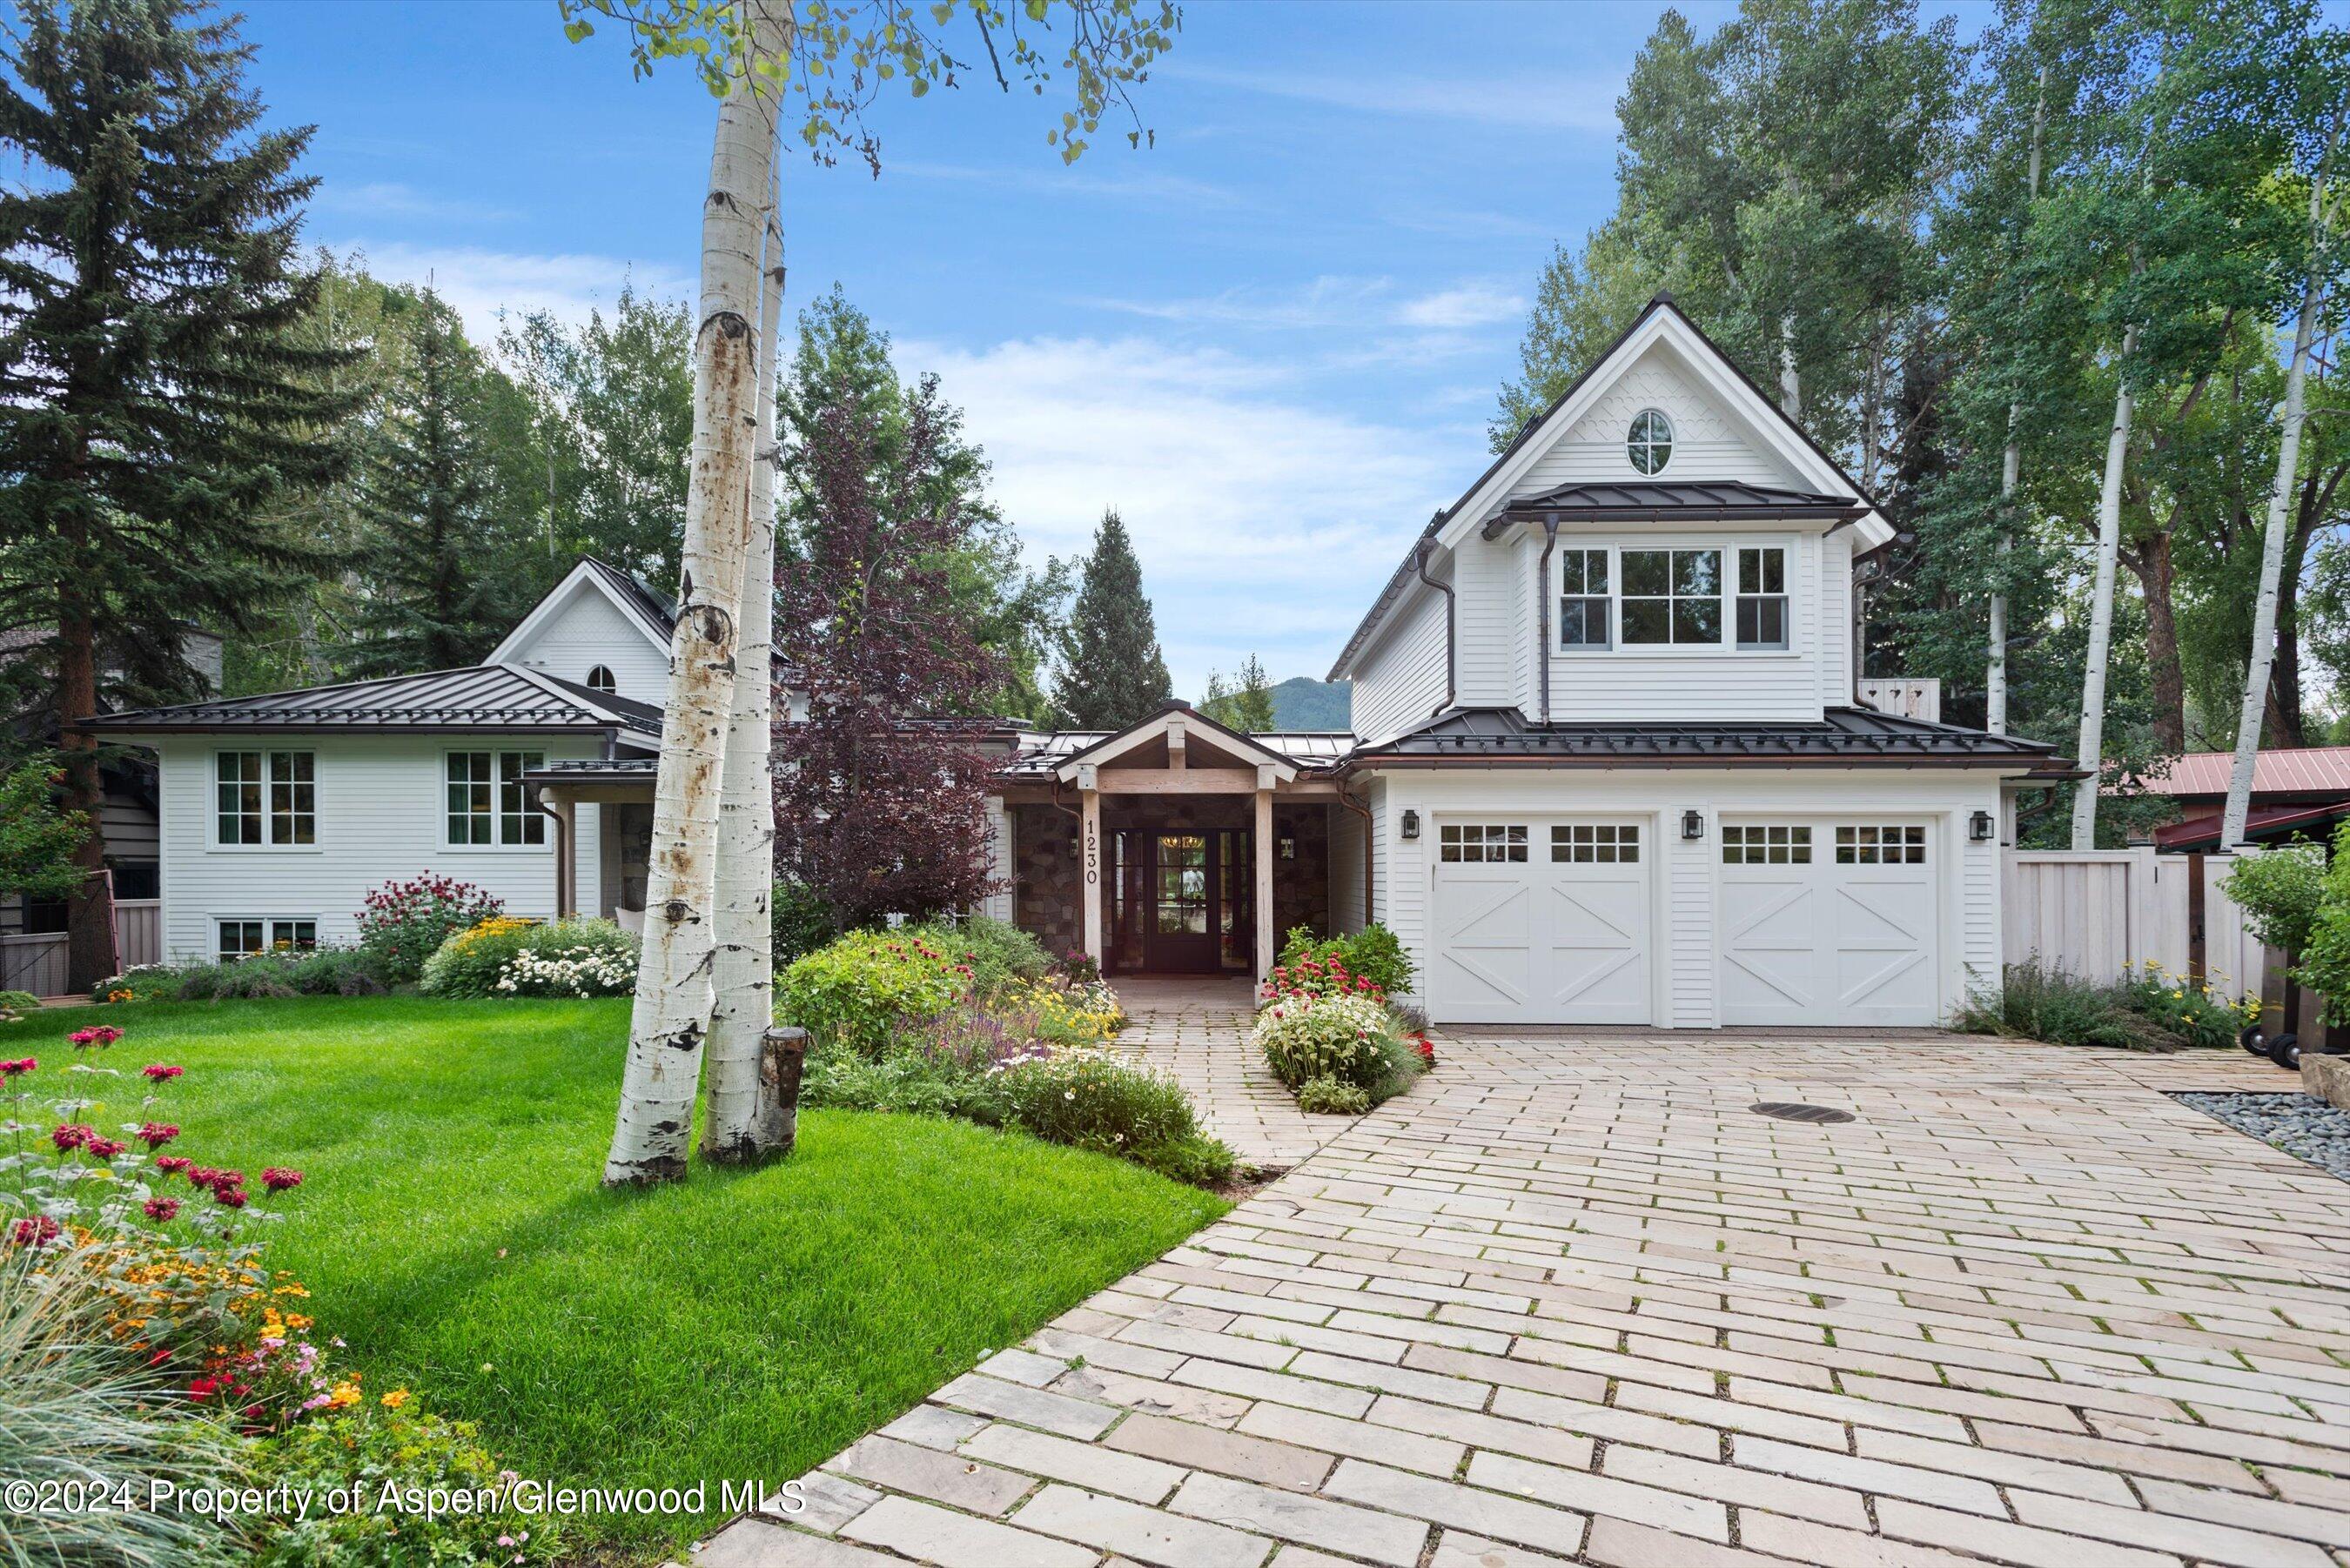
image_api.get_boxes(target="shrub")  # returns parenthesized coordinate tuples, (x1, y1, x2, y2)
(994, 1050, 1233, 1182)
(419, 918, 636, 999)
(902, 915, 1055, 1000)
(772, 878, 837, 967)
(353, 875, 504, 983)
(1277, 923, 1413, 995)
(0, 988, 38, 1015)
(2222, 841, 2327, 961)
(2117, 960, 2256, 1050)
(1252, 993, 1403, 1089)
(251, 1401, 565, 1566)
(1956, 958, 2176, 1050)
(2285, 825, 2350, 1022)
(778, 928, 964, 1057)
(1295, 1075, 1370, 1115)
(167, 947, 389, 1002)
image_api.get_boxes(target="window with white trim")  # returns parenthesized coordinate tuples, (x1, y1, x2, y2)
(217, 750, 314, 845)
(1736, 546, 1789, 651)
(1722, 825, 1812, 865)
(1627, 408, 1674, 474)
(218, 917, 318, 962)
(446, 751, 547, 846)
(586, 665, 617, 693)
(1552, 824, 1640, 863)
(1622, 548, 1721, 646)
(1558, 548, 1610, 648)
(1836, 824, 1926, 864)
(1440, 823, 1528, 863)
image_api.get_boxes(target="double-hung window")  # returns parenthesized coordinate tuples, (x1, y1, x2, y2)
(1558, 548, 1611, 648)
(217, 918, 316, 962)
(446, 751, 547, 847)
(1621, 547, 1721, 646)
(217, 750, 314, 846)
(1736, 546, 1789, 650)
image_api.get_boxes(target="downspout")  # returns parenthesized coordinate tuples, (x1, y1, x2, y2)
(1415, 539, 1456, 716)
(1337, 777, 1374, 928)
(1535, 514, 1559, 724)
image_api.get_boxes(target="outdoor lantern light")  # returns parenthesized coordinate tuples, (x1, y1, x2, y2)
(1971, 809, 1995, 842)
(1682, 809, 1705, 841)
(1279, 835, 1297, 861)
(1400, 809, 1420, 841)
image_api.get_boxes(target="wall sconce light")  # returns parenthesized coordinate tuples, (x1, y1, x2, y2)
(1400, 809, 1421, 841)
(1681, 809, 1705, 841)
(1971, 809, 1994, 842)
(1279, 835, 1297, 861)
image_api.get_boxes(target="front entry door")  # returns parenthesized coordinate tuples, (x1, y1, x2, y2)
(1145, 834, 1219, 972)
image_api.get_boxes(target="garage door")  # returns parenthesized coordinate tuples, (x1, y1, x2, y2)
(1429, 819, 1651, 1025)
(1718, 821, 1939, 1026)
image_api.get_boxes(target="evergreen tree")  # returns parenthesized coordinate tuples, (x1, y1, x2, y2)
(0, 0, 352, 988)
(1202, 653, 1275, 733)
(349, 291, 522, 675)
(1058, 509, 1172, 728)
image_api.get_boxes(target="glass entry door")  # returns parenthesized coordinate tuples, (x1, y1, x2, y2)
(1144, 834, 1218, 972)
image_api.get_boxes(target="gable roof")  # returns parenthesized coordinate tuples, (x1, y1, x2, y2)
(1329, 293, 1889, 680)
(1041, 700, 1303, 783)
(487, 556, 675, 667)
(2120, 746, 2350, 801)
(81, 663, 662, 740)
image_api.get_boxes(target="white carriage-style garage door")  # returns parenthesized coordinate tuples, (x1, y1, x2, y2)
(1428, 818, 1651, 1025)
(1718, 821, 1941, 1027)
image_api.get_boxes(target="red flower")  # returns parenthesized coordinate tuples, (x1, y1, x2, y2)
(9, 1216, 60, 1248)
(141, 1064, 185, 1082)
(69, 1025, 123, 1049)
(207, 1169, 245, 1195)
(212, 1186, 249, 1210)
(50, 1123, 92, 1150)
(84, 1136, 128, 1159)
(138, 1122, 179, 1149)
(260, 1167, 303, 1193)
(185, 1165, 220, 1189)
(144, 1196, 181, 1221)
(153, 1156, 191, 1176)
(0, 1057, 34, 1078)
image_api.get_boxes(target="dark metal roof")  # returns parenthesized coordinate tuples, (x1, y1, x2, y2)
(83, 664, 662, 738)
(582, 556, 677, 641)
(1480, 479, 1868, 535)
(1328, 293, 1877, 681)
(1346, 706, 2060, 769)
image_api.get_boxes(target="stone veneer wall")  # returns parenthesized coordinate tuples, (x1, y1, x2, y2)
(1009, 799, 1335, 963)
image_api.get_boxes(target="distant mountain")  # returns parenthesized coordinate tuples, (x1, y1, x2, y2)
(1268, 677, 1351, 731)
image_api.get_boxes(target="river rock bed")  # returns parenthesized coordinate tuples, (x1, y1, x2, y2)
(2173, 1090, 2350, 1183)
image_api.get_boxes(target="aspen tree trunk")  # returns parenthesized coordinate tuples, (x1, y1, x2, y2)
(2222, 111, 2340, 847)
(2069, 319, 2138, 850)
(1777, 312, 1803, 420)
(1987, 70, 2048, 738)
(604, 3, 786, 1186)
(702, 164, 787, 1163)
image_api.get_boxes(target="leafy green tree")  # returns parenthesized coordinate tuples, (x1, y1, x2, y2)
(349, 291, 531, 675)
(1201, 653, 1275, 733)
(1058, 510, 1172, 728)
(0, 0, 352, 988)
(0, 759, 88, 903)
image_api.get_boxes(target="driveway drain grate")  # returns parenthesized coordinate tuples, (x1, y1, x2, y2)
(1751, 1102, 1856, 1125)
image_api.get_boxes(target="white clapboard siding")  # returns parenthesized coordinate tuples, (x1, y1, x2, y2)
(1507, 348, 1804, 497)
(502, 581, 669, 706)
(1349, 586, 1449, 745)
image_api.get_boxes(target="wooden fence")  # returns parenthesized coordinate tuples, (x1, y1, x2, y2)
(0, 900, 162, 998)
(2004, 848, 2270, 1000)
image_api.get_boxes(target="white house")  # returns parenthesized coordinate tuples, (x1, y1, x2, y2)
(94, 296, 2063, 1025)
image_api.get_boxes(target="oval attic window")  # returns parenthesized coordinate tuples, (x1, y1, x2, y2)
(1628, 408, 1674, 475)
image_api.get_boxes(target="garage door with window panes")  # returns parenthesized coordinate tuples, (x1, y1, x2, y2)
(1718, 820, 1938, 1027)
(1429, 818, 1652, 1026)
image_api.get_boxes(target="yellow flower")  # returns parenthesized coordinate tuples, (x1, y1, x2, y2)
(380, 1389, 410, 1410)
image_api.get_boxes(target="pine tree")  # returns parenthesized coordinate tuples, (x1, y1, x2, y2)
(350, 292, 519, 675)
(1202, 653, 1275, 733)
(1058, 510, 1172, 728)
(0, 0, 352, 989)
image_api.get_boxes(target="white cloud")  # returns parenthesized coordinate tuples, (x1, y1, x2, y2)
(1167, 63, 1623, 136)
(900, 333, 1465, 690)
(1395, 281, 1525, 330)
(1088, 274, 1522, 338)
(313, 180, 515, 224)
(321, 241, 695, 340)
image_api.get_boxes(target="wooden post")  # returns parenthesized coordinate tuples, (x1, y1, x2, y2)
(1255, 774, 1275, 982)
(2186, 851, 2207, 985)
(1080, 774, 1103, 966)
(543, 795, 577, 918)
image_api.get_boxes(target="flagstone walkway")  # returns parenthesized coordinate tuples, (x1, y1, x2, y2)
(700, 1029, 2350, 1568)
(1111, 975, 1359, 1169)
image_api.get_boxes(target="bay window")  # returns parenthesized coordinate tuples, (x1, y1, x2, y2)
(1554, 540, 1796, 653)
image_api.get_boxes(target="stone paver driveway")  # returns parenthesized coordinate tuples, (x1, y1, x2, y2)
(702, 1030, 2350, 1568)
(1113, 976, 1359, 1169)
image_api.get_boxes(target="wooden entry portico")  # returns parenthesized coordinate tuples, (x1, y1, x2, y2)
(992, 702, 1348, 982)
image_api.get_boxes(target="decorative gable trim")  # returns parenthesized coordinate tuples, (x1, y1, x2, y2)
(1051, 701, 1300, 783)
(487, 557, 674, 669)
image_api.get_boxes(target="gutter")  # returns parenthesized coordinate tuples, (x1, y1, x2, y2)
(1535, 514, 1559, 725)
(1336, 780, 1376, 926)
(1413, 539, 1456, 717)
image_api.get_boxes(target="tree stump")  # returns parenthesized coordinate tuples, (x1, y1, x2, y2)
(749, 1026, 808, 1159)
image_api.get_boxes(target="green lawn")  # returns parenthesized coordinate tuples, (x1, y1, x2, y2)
(0, 997, 1225, 1551)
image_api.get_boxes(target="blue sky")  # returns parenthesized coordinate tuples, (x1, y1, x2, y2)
(244, 0, 1971, 698)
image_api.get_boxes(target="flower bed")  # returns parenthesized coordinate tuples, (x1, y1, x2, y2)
(1252, 924, 1428, 1113)
(1, 1017, 558, 1565)
(420, 916, 639, 999)
(1957, 955, 2254, 1051)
